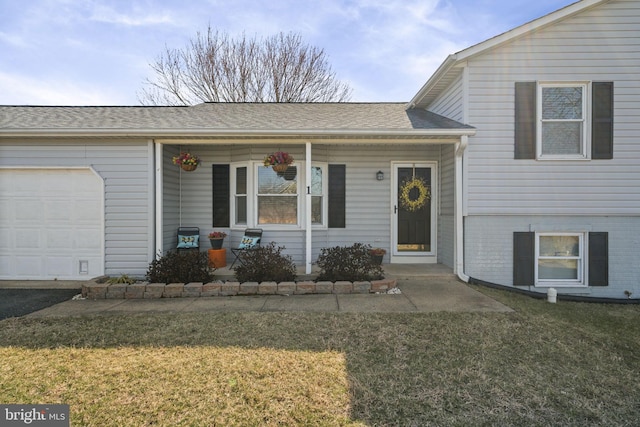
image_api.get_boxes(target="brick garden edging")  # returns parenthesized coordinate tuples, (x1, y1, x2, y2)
(82, 279, 398, 300)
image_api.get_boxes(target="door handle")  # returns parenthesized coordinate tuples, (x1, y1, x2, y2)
(394, 205, 398, 214)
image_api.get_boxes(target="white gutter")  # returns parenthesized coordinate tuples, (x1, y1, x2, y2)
(154, 142, 164, 259)
(455, 136, 469, 283)
(0, 128, 476, 139)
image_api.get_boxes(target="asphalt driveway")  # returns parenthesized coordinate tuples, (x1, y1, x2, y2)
(0, 289, 80, 320)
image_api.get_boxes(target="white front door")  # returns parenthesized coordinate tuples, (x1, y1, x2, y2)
(0, 168, 104, 280)
(392, 163, 437, 263)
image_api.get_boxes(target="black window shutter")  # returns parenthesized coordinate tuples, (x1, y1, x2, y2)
(212, 164, 230, 227)
(589, 232, 608, 286)
(514, 82, 537, 159)
(328, 164, 346, 228)
(592, 82, 614, 159)
(513, 232, 535, 286)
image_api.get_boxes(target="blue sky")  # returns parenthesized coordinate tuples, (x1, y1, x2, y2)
(0, 0, 575, 105)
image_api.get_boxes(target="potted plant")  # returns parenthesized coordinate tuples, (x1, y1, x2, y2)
(263, 151, 294, 173)
(172, 152, 201, 172)
(369, 247, 386, 265)
(208, 231, 227, 249)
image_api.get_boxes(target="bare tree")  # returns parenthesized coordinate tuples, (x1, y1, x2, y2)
(139, 29, 352, 105)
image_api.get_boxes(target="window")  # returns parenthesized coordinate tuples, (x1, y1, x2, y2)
(235, 167, 248, 225)
(538, 83, 588, 159)
(311, 166, 325, 225)
(535, 233, 585, 286)
(514, 81, 613, 160)
(257, 166, 298, 225)
(228, 162, 337, 228)
(513, 231, 608, 287)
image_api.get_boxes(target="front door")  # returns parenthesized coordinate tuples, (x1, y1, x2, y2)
(393, 163, 436, 260)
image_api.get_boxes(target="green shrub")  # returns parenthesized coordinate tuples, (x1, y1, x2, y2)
(316, 243, 384, 282)
(234, 243, 297, 283)
(147, 250, 214, 284)
(106, 274, 136, 285)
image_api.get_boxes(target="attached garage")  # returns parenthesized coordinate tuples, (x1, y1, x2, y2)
(0, 168, 104, 280)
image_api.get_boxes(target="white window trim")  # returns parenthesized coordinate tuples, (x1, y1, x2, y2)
(231, 161, 328, 230)
(536, 82, 591, 161)
(534, 232, 587, 287)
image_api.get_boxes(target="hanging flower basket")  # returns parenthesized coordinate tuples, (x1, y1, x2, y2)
(272, 163, 289, 173)
(172, 152, 201, 172)
(264, 151, 294, 173)
(181, 164, 198, 172)
(400, 176, 430, 212)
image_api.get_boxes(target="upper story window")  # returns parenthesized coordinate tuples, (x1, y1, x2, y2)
(538, 83, 588, 159)
(514, 81, 613, 161)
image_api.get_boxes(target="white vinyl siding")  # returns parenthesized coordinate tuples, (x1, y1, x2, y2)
(428, 73, 464, 122)
(461, 0, 640, 215)
(0, 139, 153, 277)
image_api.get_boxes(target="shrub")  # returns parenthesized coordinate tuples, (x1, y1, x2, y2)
(316, 243, 384, 282)
(106, 274, 136, 285)
(147, 250, 214, 284)
(234, 243, 297, 283)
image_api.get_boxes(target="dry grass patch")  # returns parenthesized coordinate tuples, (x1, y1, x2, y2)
(0, 345, 356, 426)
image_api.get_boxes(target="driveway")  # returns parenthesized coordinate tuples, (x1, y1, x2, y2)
(0, 289, 80, 320)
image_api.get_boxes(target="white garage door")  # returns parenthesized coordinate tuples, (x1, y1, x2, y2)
(0, 168, 104, 280)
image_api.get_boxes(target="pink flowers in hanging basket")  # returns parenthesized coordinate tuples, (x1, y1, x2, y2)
(172, 152, 201, 167)
(263, 151, 294, 167)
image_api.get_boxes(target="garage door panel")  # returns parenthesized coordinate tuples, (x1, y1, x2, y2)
(14, 256, 44, 277)
(0, 169, 104, 280)
(13, 200, 44, 222)
(74, 200, 102, 222)
(46, 201, 74, 221)
(14, 229, 41, 249)
(45, 257, 74, 277)
(46, 229, 74, 249)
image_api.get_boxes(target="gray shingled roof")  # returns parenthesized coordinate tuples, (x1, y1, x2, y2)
(0, 103, 474, 137)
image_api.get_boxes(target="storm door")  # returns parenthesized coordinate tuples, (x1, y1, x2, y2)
(393, 163, 436, 258)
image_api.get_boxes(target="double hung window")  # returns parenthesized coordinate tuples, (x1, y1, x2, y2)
(535, 233, 585, 286)
(538, 83, 588, 159)
(231, 163, 328, 228)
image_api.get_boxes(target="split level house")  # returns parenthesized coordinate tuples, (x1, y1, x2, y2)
(1, 0, 638, 300)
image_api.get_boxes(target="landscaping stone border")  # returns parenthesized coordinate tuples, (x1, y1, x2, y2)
(82, 279, 397, 300)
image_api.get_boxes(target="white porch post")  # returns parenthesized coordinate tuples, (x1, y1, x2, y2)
(154, 142, 163, 259)
(305, 142, 312, 274)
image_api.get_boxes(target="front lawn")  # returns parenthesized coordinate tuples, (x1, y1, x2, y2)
(0, 287, 639, 426)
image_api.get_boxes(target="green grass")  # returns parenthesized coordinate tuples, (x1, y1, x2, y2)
(1, 286, 639, 426)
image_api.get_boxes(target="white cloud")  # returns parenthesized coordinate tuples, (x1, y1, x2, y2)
(88, 5, 175, 26)
(0, 71, 129, 106)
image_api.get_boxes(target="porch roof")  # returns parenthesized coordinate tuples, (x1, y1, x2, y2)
(0, 103, 475, 140)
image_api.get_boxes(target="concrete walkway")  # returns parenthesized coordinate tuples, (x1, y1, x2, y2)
(24, 276, 513, 317)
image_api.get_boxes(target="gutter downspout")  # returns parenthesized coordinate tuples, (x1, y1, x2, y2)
(455, 136, 469, 282)
(154, 142, 163, 259)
